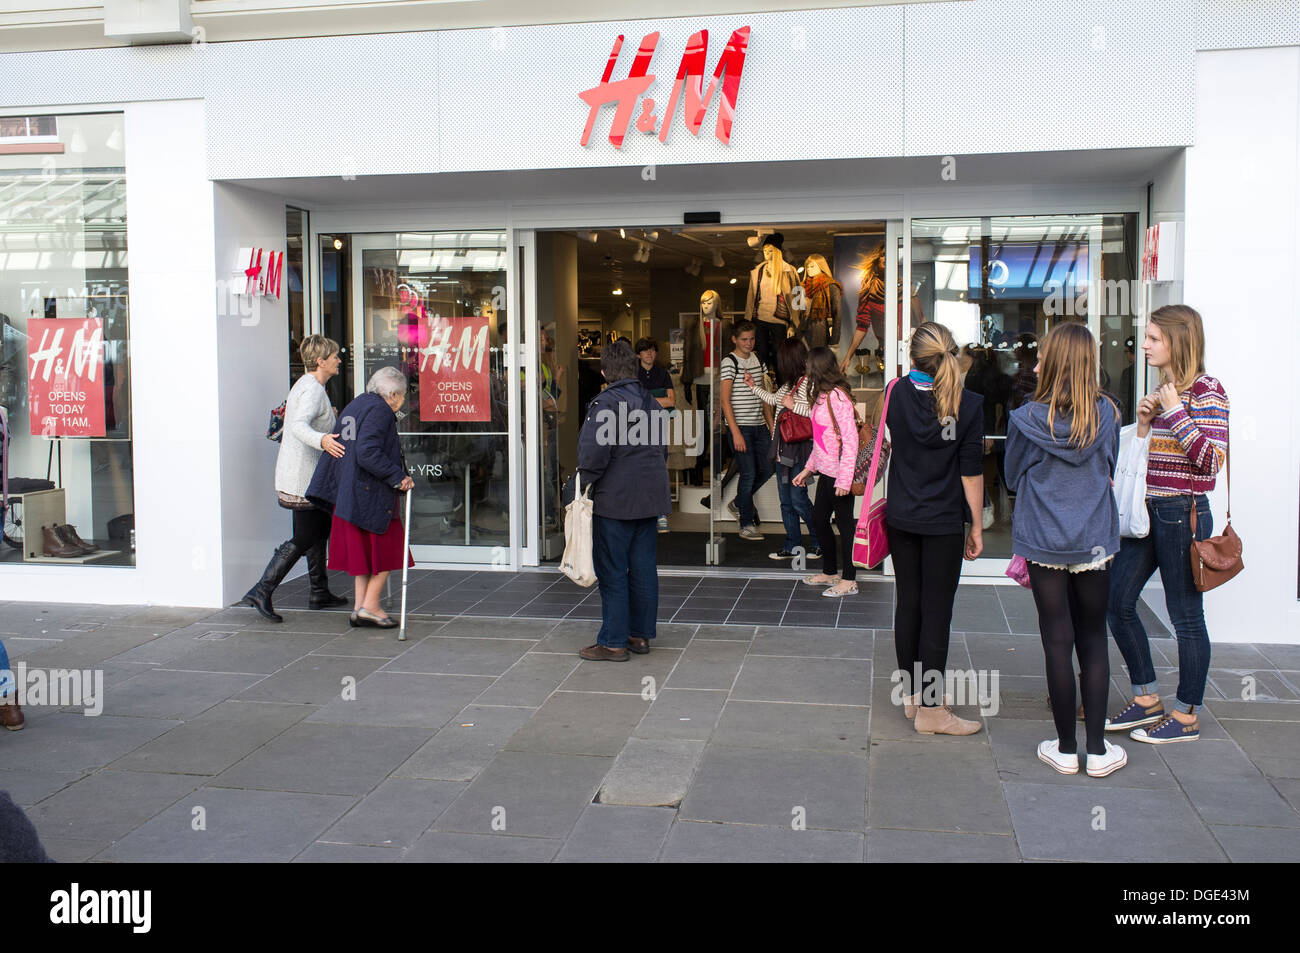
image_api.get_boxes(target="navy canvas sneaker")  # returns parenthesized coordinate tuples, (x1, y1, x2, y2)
(1130, 714, 1200, 745)
(1105, 698, 1165, 732)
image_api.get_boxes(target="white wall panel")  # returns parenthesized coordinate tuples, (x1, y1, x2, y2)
(1196, 0, 1300, 51)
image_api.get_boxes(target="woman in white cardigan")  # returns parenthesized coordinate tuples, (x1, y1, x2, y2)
(237, 335, 347, 622)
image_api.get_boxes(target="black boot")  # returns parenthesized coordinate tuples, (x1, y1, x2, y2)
(234, 541, 302, 623)
(306, 540, 347, 609)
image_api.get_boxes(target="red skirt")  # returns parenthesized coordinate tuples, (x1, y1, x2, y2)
(327, 514, 414, 575)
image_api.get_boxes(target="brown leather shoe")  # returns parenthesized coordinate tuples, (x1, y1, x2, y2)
(55, 523, 98, 553)
(41, 525, 81, 558)
(1, 699, 25, 731)
(627, 637, 649, 655)
(578, 644, 629, 662)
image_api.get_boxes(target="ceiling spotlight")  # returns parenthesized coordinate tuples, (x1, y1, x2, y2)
(711, 249, 725, 268)
(729, 277, 738, 285)
(746, 227, 773, 249)
(645, 230, 660, 242)
(619, 228, 627, 239)
(333, 238, 343, 250)
(582, 231, 599, 243)
(612, 285, 623, 296)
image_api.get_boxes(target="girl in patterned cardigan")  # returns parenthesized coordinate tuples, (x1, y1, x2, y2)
(1105, 305, 1229, 745)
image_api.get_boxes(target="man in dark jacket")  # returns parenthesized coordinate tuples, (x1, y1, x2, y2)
(565, 341, 671, 661)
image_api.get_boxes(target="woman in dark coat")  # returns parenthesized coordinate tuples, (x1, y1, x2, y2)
(307, 366, 414, 629)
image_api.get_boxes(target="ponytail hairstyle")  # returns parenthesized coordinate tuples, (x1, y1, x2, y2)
(1033, 322, 1116, 449)
(805, 345, 854, 411)
(909, 321, 962, 422)
(1149, 304, 1206, 393)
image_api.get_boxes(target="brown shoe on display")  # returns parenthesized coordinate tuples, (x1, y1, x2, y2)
(0, 699, 24, 731)
(55, 523, 99, 554)
(627, 637, 649, 655)
(914, 704, 982, 736)
(41, 525, 81, 558)
(578, 644, 629, 662)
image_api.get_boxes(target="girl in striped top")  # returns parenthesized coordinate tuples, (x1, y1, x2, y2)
(1106, 305, 1229, 745)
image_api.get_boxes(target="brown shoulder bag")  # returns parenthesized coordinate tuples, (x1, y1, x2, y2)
(1188, 426, 1242, 592)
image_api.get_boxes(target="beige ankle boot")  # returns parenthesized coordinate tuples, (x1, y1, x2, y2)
(904, 693, 920, 719)
(914, 703, 982, 736)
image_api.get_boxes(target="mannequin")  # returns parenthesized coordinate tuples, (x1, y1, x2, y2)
(743, 232, 799, 373)
(840, 242, 926, 372)
(682, 290, 724, 486)
(797, 254, 841, 353)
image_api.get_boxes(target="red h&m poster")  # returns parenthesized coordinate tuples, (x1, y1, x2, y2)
(419, 314, 491, 422)
(27, 318, 106, 437)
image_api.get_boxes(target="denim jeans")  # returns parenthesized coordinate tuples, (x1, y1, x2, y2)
(592, 514, 659, 649)
(729, 424, 774, 527)
(776, 463, 815, 552)
(0, 637, 12, 698)
(1107, 494, 1213, 712)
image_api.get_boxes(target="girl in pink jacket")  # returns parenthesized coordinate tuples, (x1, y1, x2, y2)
(793, 347, 860, 597)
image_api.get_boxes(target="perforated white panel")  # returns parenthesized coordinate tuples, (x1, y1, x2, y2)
(1196, 0, 1300, 51)
(0, 43, 201, 105)
(904, 0, 1196, 156)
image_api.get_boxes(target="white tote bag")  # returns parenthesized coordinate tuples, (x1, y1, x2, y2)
(559, 473, 597, 587)
(1114, 424, 1150, 539)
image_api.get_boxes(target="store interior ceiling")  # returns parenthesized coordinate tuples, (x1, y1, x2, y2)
(568, 222, 883, 313)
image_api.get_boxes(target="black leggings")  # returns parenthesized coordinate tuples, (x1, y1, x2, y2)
(289, 506, 332, 552)
(1026, 563, 1111, 756)
(813, 475, 857, 581)
(888, 524, 963, 706)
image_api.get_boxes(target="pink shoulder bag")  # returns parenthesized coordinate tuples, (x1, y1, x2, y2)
(852, 378, 898, 570)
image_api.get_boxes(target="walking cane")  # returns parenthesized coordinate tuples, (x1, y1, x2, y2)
(398, 487, 412, 641)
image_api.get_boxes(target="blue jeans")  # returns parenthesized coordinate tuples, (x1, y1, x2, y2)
(729, 424, 774, 527)
(776, 463, 815, 552)
(592, 514, 659, 649)
(0, 637, 12, 697)
(1107, 494, 1213, 712)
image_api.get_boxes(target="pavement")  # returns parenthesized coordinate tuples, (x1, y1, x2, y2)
(1, 570, 1298, 863)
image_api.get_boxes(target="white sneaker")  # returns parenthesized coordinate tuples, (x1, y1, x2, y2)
(1037, 739, 1079, 775)
(1086, 741, 1128, 778)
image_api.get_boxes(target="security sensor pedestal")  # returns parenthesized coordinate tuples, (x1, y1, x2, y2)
(706, 535, 726, 565)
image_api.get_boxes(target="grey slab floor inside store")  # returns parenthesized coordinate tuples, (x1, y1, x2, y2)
(2, 572, 1298, 863)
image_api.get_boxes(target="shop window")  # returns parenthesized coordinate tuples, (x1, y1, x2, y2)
(910, 213, 1138, 560)
(0, 113, 134, 566)
(0, 116, 58, 142)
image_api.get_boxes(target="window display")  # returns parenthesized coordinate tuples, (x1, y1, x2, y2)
(0, 113, 134, 567)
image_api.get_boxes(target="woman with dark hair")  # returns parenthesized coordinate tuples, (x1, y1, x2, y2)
(792, 347, 859, 597)
(306, 366, 415, 629)
(744, 337, 819, 562)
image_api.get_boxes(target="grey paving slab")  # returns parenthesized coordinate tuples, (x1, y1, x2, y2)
(1208, 669, 1297, 701)
(41, 836, 111, 863)
(210, 723, 430, 797)
(402, 831, 562, 862)
(638, 623, 698, 649)
(867, 740, 1011, 834)
(393, 704, 536, 781)
(1155, 739, 1300, 828)
(554, 803, 676, 863)
(599, 738, 706, 807)
(162, 629, 345, 674)
(1256, 644, 1300, 670)
(504, 691, 649, 757)
(294, 843, 401, 863)
(1274, 778, 1300, 815)
(531, 623, 604, 654)
(317, 777, 467, 848)
(18, 627, 175, 669)
(750, 625, 873, 659)
(307, 671, 492, 729)
(311, 621, 447, 657)
(965, 633, 1051, 678)
(986, 717, 1179, 790)
(1217, 719, 1300, 778)
(694, 624, 756, 641)
(236, 654, 387, 705)
(558, 647, 682, 694)
(471, 653, 580, 708)
(101, 668, 261, 720)
(111, 700, 313, 776)
(379, 637, 535, 677)
(1204, 699, 1300, 722)
(633, 688, 729, 742)
(659, 819, 864, 863)
(1004, 782, 1226, 863)
(865, 828, 1022, 863)
(678, 745, 868, 832)
(115, 606, 219, 629)
(1208, 824, 1300, 863)
(29, 768, 204, 843)
(247, 609, 366, 636)
(731, 655, 871, 706)
(712, 700, 870, 755)
(1205, 643, 1275, 669)
(0, 767, 84, 807)
(96, 787, 357, 863)
(0, 711, 179, 774)
(431, 750, 612, 838)
(664, 639, 747, 690)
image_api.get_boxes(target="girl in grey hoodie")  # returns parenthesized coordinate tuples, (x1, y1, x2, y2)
(1005, 323, 1124, 779)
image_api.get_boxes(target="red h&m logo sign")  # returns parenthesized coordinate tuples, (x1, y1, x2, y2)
(579, 26, 751, 148)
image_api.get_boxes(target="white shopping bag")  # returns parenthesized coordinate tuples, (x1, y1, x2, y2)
(1114, 424, 1150, 538)
(559, 473, 597, 587)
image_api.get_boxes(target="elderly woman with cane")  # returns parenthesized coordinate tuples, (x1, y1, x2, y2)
(307, 366, 414, 629)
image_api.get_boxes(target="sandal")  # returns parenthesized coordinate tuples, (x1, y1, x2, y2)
(822, 581, 858, 598)
(802, 573, 839, 587)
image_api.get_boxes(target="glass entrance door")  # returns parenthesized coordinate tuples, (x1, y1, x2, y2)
(348, 231, 514, 565)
